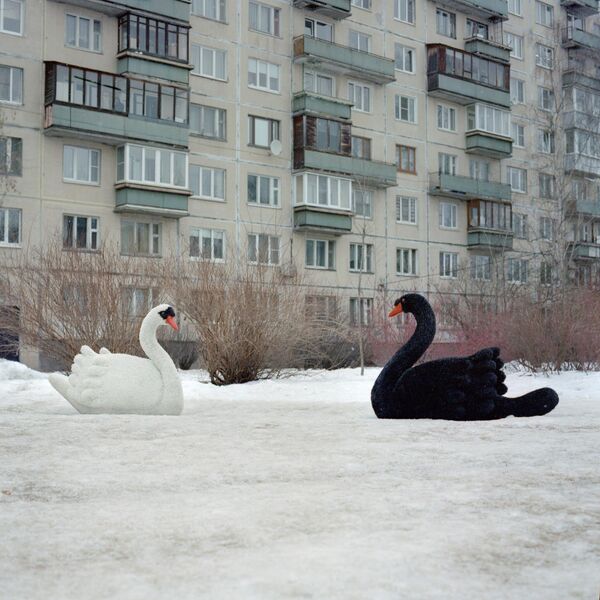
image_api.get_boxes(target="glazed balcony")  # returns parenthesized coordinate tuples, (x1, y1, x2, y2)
(466, 103, 512, 158)
(292, 92, 352, 121)
(430, 172, 511, 202)
(292, 0, 351, 19)
(467, 200, 513, 251)
(562, 27, 600, 51)
(568, 241, 600, 259)
(426, 45, 511, 108)
(48, 0, 191, 22)
(448, 0, 508, 21)
(293, 206, 353, 234)
(293, 35, 395, 85)
(560, 0, 599, 18)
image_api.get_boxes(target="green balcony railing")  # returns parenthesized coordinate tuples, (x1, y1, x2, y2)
(293, 206, 352, 234)
(292, 92, 352, 120)
(293, 35, 395, 85)
(49, 0, 190, 21)
(292, 0, 351, 19)
(451, 0, 508, 19)
(464, 38, 511, 63)
(562, 27, 600, 51)
(430, 172, 512, 202)
(468, 228, 513, 251)
(570, 199, 600, 217)
(565, 153, 600, 178)
(466, 132, 512, 158)
(560, 0, 599, 17)
(568, 241, 600, 259)
(115, 187, 190, 218)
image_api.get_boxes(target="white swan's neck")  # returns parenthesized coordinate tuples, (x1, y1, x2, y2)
(139, 315, 183, 414)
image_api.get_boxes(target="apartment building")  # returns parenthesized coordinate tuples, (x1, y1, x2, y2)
(0, 0, 599, 367)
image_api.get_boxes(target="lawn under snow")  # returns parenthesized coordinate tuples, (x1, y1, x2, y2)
(0, 359, 599, 600)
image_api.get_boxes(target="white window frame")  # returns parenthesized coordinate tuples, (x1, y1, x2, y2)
(436, 8, 456, 38)
(189, 103, 226, 139)
(535, 1, 553, 27)
(440, 252, 458, 279)
(353, 188, 373, 218)
(394, 44, 415, 74)
(63, 145, 101, 185)
(0, 136, 22, 176)
(305, 238, 336, 269)
(394, 0, 415, 23)
(512, 122, 525, 148)
(536, 44, 554, 69)
(192, 0, 226, 22)
(510, 78, 525, 104)
(508, 166, 527, 193)
(503, 32, 523, 60)
(396, 248, 417, 276)
(0, 206, 21, 246)
(349, 297, 372, 326)
(537, 129, 555, 154)
(538, 86, 554, 111)
(189, 164, 225, 200)
(0, 0, 23, 36)
(117, 144, 188, 189)
(513, 213, 528, 239)
(539, 216, 554, 241)
(349, 242, 373, 273)
(471, 255, 491, 281)
(0, 64, 22, 104)
(191, 44, 227, 81)
(248, 173, 280, 207)
(507, 258, 528, 284)
(467, 103, 511, 138)
(65, 13, 102, 52)
(304, 70, 335, 97)
(439, 202, 458, 229)
(540, 262, 552, 286)
(62, 214, 99, 251)
(120, 220, 161, 257)
(304, 17, 333, 42)
(190, 227, 226, 261)
(348, 81, 371, 113)
(439, 153, 457, 175)
(395, 94, 417, 123)
(396, 196, 417, 224)
(539, 173, 555, 199)
(508, 0, 522, 16)
(351, 0, 371, 10)
(249, 1, 280, 36)
(294, 172, 352, 210)
(349, 29, 371, 52)
(248, 58, 280, 93)
(248, 232, 280, 265)
(437, 104, 456, 132)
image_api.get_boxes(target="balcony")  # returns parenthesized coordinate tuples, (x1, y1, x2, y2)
(563, 70, 600, 93)
(293, 206, 352, 234)
(565, 153, 600, 178)
(568, 198, 600, 217)
(292, 92, 352, 120)
(48, 0, 191, 22)
(464, 37, 511, 63)
(560, 0, 599, 18)
(568, 241, 600, 259)
(115, 186, 190, 218)
(466, 132, 512, 158)
(562, 27, 600, 51)
(445, 0, 508, 20)
(468, 229, 513, 251)
(295, 149, 397, 188)
(293, 35, 395, 85)
(430, 172, 511, 202)
(426, 45, 511, 108)
(292, 0, 351, 19)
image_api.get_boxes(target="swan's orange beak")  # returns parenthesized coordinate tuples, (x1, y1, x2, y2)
(166, 316, 179, 331)
(389, 304, 403, 318)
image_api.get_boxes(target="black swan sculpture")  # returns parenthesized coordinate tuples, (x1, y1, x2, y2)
(371, 294, 559, 420)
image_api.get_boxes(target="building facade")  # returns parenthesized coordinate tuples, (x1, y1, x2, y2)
(1, 0, 599, 365)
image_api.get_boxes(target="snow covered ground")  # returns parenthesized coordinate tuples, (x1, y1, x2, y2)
(1, 359, 598, 600)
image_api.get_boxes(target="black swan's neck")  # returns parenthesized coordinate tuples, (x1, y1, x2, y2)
(376, 299, 436, 387)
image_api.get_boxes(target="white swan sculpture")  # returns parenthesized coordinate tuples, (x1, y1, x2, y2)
(48, 304, 184, 415)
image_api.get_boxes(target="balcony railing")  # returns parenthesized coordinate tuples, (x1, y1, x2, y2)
(429, 172, 512, 202)
(48, 0, 191, 23)
(562, 26, 600, 51)
(292, 0, 351, 19)
(560, 0, 599, 17)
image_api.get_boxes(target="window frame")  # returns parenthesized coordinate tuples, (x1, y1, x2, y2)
(437, 104, 456, 132)
(248, 114, 280, 148)
(439, 251, 459, 279)
(248, 173, 280, 207)
(394, 43, 415, 74)
(348, 81, 371, 113)
(191, 44, 227, 81)
(189, 103, 227, 140)
(349, 242, 374, 273)
(62, 214, 100, 251)
(394, 0, 415, 24)
(189, 227, 226, 261)
(436, 8, 456, 38)
(396, 144, 416, 174)
(0, 64, 22, 104)
(247, 232, 280, 265)
(439, 202, 458, 229)
(396, 195, 417, 224)
(120, 219, 162, 257)
(248, 57, 280, 93)
(249, 1, 280, 37)
(353, 188, 373, 219)
(395, 94, 417, 123)
(470, 254, 491, 281)
(0, 206, 21, 247)
(0, 0, 24, 36)
(189, 164, 226, 201)
(65, 13, 102, 53)
(63, 145, 101, 185)
(305, 238, 336, 270)
(507, 166, 527, 193)
(396, 247, 418, 276)
(0, 136, 22, 176)
(191, 0, 227, 23)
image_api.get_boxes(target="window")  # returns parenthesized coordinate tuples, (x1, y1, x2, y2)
(0, 207, 20, 246)
(508, 166, 527, 193)
(0, 0, 23, 35)
(471, 255, 490, 281)
(396, 145, 416, 174)
(116, 144, 187, 189)
(467, 103, 511, 138)
(395, 44, 415, 73)
(508, 0, 521, 15)
(437, 104, 456, 132)
(295, 173, 352, 210)
(352, 0, 371, 9)
(469, 159, 490, 181)
(66, 14, 102, 52)
(513, 213, 527, 239)
(353, 189, 373, 218)
(304, 18, 332, 41)
(396, 196, 417, 224)
(306, 295, 337, 321)
(0, 65, 22, 104)
(349, 30, 371, 52)
(190, 228, 225, 261)
(63, 146, 100, 184)
(304, 71, 334, 97)
(510, 78, 525, 104)
(469, 200, 511, 231)
(0, 136, 21, 175)
(248, 174, 279, 206)
(121, 220, 161, 256)
(63, 215, 99, 251)
(192, 0, 226, 22)
(191, 45, 226, 80)
(512, 122, 525, 148)
(536, 44, 554, 69)
(439, 153, 456, 175)
(349, 297, 372, 326)
(537, 129, 555, 154)
(507, 258, 527, 283)
(118, 14, 189, 62)
(396, 248, 417, 275)
(305, 239, 335, 269)
(539, 216, 554, 241)
(315, 118, 341, 152)
(466, 19, 488, 39)
(436, 9, 456, 38)
(348, 82, 371, 112)
(349, 243, 373, 272)
(249, 1, 280, 36)
(189, 165, 225, 200)
(439, 202, 457, 229)
(395, 95, 416, 123)
(248, 233, 279, 265)
(540, 262, 552, 285)
(535, 1, 553, 27)
(394, 0, 415, 23)
(351, 136, 371, 160)
(503, 32, 523, 59)
(123, 287, 159, 317)
(248, 58, 279, 92)
(248, 115, 280, 147)
(129, 79, 189, 123)
(538, 87, 554, 111)
(440, 252, 458, 278)
(190, 104, 226, 139)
